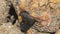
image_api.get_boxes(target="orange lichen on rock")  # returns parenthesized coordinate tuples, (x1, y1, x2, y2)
(50, 0, 60, 3)
(18, 16, 22, 22)
(19, 0, 26, 10)
(30, 12, 52, 27)
(27, 29, 34, 34)
(39, 12, 52, 27)
(31, 12, 37, 17)
(55, 29, 60, 34)
(40, 12, 49, 21)
(56, 8, 60, 14)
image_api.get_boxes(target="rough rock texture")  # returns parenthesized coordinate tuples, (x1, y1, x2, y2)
(0, 0, 60, 34)
(9, 0, 60, 32)
(0, 0, 10, 23)
(0, 23, 25, 34)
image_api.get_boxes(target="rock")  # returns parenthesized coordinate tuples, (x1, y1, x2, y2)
(0, 0, 10, 23)
(0, 23, 24, 34)
(6, 0, 60, 33)
(55, 29, 60, 34)
(0, 0, 60, 34)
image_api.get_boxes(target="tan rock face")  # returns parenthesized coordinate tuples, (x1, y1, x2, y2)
(18, 0, 52, 26)
(10, 0, 60, 33)
(55, 29, 60, 34)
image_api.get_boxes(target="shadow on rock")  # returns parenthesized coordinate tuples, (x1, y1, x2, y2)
(6, 3, 18, 25)
(20, 11, 37, 33)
